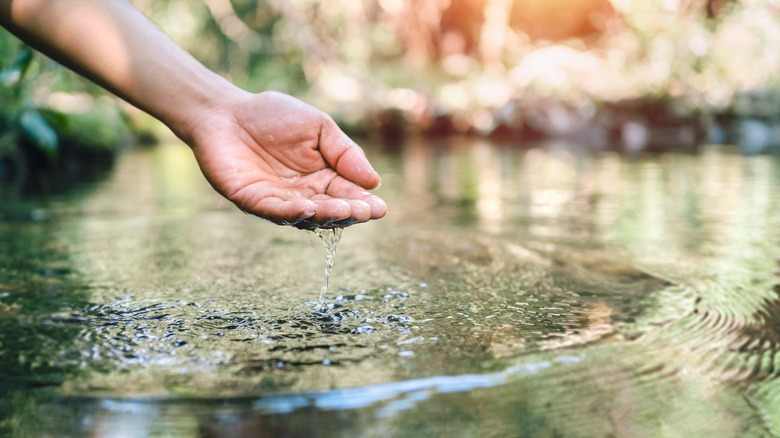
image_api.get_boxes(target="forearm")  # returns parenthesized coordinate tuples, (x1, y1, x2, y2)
(0, 0, 244, 139)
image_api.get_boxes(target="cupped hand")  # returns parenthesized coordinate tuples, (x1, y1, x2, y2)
(182, 91, 386, 229)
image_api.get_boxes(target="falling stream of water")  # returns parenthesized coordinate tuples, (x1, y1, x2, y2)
(313, 227, 344, 306)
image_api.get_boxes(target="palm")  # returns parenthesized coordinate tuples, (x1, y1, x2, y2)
(187, 92, 386, 228)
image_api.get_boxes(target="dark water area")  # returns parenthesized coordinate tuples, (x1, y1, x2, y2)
(2, 138, 780, 436)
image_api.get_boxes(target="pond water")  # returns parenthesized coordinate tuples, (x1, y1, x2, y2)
(2, 137, 780, 436)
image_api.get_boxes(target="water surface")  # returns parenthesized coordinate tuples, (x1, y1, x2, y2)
(2, 139, 780, 436)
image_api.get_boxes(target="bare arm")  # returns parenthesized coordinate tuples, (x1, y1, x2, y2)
(0, 0, 230, 135)
(0, 0, 386, 228)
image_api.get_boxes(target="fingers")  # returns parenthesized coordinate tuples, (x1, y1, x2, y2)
(290, 195, 382, 230)
(308, 196, 367, 225)
(238, 189, 384, 228)
(367, 195, 387, 219)
(345, 193, 385, 221)
(319, 120, 382, 190)
(251, 196, 317, 225)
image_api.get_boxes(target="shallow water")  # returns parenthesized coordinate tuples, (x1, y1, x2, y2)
(2, 138, 780, 436)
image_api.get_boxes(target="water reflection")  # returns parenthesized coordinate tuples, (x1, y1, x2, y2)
(3, 140, 780, 435)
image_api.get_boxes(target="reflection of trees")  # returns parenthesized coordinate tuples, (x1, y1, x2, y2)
(393, 137, 780, 266)
(371, 140, 780, 435)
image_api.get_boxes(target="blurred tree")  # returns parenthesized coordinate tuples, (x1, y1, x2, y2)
(509, 0, 617, 41)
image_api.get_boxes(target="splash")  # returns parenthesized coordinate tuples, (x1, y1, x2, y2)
(313, 227, 344, 307)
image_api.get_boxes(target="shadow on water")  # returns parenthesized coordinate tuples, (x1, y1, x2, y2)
(4, 141, 780, 435)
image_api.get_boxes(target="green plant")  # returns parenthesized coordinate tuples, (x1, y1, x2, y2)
(0, 39, 61, 187)
(1, 29, 132, 192)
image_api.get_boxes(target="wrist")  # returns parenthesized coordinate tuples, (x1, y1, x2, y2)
(159, 73, 251, 145)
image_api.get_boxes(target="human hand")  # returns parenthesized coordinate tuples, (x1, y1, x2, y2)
(0, 1, 385, 229)
(181, 91, 386, 229)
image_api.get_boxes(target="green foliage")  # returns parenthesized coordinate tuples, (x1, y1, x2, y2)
(0, 45, 33, 89)
(0, 36, 61, 187)
(0, 32, 59, 160)
(1, 29, 130, 189)
(42, 106, 131, 154)
(18, 109, 58, 159)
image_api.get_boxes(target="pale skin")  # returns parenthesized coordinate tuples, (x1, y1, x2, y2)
(0, 0, 386, 229)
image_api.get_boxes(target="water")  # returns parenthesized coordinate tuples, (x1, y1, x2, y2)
(2, 139, 780, 436)
(313, 227, 343, 306)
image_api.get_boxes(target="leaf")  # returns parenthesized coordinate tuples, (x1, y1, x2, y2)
(0, 68, 22, 88)
(39, 109, 70, 131)
(13, 46, 35, 76)
(19, 109, 58, 159)
(0, 46, 34, 87)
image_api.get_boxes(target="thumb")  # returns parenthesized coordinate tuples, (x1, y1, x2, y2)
(319, 119, 381, 190)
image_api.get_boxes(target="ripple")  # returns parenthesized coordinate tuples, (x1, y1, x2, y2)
(39, 288, 416, 393)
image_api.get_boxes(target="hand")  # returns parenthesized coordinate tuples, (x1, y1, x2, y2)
(0, 2, 385, 229)
(182, 91, 387, 229)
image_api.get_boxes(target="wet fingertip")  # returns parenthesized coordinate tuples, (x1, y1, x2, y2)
(325, 199, 352, 222)
(370, 196, 387, 212)
(293, 199, 317, 219)
(334, 199, 352, 217)
(302, 203, 317, 218)
(349, 200, 372, 222)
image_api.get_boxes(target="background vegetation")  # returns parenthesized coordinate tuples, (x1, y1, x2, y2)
(0, 31, 131, 192)
(140, 0, 780, 144)
(2, 0, 780, 189)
